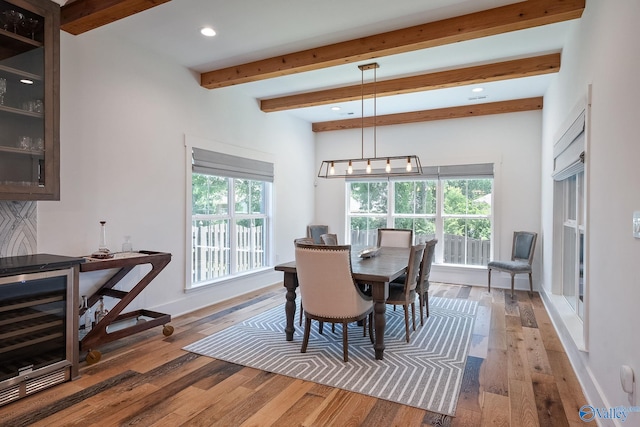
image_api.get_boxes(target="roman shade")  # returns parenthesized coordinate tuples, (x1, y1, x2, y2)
(553, 110, 585, 181)
(192, 147, 274, 182)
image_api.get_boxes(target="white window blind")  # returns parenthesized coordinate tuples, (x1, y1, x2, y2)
(553, 110, 585, 181)
(192, 147, 274, 182)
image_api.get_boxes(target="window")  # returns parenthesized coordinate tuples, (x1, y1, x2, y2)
(346, 164, 493, 266)
(190, 148, 272, 287)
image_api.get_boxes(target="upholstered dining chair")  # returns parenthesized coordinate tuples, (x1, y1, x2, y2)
(377, 228, 413, 248)
(320, 233, 338, 245)
(385, 244, 425, 343)
(295, 243, 374, 362)
(294, 237, 315, 326)
(390, 238, 437, 325)
(307, 225, 329, 244)
(487, 231, 538, 297)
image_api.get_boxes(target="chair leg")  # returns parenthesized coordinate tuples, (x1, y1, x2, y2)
(342, 321, 349, 362)
(411, 302, 416, 331)
(319, 321, 324, 335)
(362, 316, 367, 337)
(425, 292, 430, 318)
(301, 317, 311, 353)
(529, 272, 533, 295)
(510, 274, 515, 298)
(299, 302, 303, 326)
(487, 268, 492, 292)
(418, 294, 424, 326)
(332, 323, 336, 333)
(403, 305, 410, 343)
(368, 313, 374, 344)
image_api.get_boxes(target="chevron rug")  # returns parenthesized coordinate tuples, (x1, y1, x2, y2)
(183, 296, 477, 416)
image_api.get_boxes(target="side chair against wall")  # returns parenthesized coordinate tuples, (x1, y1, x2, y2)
(487, 231, 538, 298)
(377, 228, 413, 248)
(385, 244, 425, 343)
(320, 233, 338, 245)
(307, 225, 329, 244)
(295, 244, 374, 362)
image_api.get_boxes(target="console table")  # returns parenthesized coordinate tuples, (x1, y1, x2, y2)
(78, 250, 172, 363)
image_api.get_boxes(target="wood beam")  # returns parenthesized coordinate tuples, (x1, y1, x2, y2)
(311, 97, 543, 132)
(200, 0, 584, 89)
(61, 0, 171, 35)
(261, 53, 559, 112)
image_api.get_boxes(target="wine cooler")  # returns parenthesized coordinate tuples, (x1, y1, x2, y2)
(0, 260, 80, 407)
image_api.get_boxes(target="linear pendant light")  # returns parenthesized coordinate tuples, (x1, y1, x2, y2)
(318, 63, 422, 178)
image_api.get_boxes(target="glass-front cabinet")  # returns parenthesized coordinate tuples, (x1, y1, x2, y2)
(0, 0, 59, 200)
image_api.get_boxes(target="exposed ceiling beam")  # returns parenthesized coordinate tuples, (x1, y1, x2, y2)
(261, 53, 559, 113)
(311, 97, 543, 132)
(61, 0, 171, 35)
(200, 0, 584, 89)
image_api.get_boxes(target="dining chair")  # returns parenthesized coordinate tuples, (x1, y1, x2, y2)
(487, 231, 538, 297)
(391, 238, 438, 325)
(377, 228, 413, 248)
(295, 243, 374, 362)
(307, 225, 329, 244)
(294, 237, 315, 326)
(320, 233, 338, 245)
(385, 243, 425, 343)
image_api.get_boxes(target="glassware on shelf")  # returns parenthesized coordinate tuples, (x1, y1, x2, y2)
(21, 17, 38, 39)
(0, 78, 6, 105)
(3, 10, 24, 33)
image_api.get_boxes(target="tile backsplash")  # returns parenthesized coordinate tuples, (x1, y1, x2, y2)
(0, 201, 37, 257)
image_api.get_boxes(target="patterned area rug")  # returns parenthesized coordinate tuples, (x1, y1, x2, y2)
(184, 297, 477, 416)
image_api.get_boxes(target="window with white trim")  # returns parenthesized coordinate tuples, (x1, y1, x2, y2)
(190, 148, 272, 287)
(347, 164, 493, 266)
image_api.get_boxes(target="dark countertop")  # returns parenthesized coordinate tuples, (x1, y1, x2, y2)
(0, 253, 85, 276)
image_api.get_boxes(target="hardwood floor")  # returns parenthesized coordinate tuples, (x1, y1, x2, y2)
(0, 283, 587, 426)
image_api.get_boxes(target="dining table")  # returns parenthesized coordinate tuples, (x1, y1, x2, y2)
(274, 246, 410, 360)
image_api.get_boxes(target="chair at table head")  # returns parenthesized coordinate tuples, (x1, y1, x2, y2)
(307, 225, 329, 244)
(294, 243, 373, 362)
(377, 228, 413, 248)
(487, 231, 537, 298)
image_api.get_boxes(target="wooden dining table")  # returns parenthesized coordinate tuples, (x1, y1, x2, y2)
(274, 246, 410, 360)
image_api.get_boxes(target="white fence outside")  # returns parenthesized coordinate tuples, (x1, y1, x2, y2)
(192, 222, 265, 283)
(350, 229, 490, 266)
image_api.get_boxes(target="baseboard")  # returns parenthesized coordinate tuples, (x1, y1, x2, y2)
(539, 287, 617, 427)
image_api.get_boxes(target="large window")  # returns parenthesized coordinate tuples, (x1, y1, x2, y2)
(347, 164, 493, 266)
(190, 148, 272, 287)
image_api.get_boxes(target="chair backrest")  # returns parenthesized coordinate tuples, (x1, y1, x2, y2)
(294, 237, 315, 246)
(403, 244, 426, 294)
(511, 231, 538, 264)
(295, 244, 371, 318)
(377, 228, 413, 248)
(307, 225, 329, 244)
(417, 239, 438, 291)
(321, 233, 338, 245)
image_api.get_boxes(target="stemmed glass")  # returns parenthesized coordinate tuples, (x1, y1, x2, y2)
(0, 78, 6, 106)
(22, 17, 39, 40)
(3, 11, 24, 34)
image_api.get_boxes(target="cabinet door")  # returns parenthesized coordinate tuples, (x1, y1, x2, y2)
(0, 0, 59, 200)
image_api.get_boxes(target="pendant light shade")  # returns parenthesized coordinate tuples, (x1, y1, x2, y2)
(318, 63, 422, 179)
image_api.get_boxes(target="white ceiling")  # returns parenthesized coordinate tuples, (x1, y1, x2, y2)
(85, 0, 578, 123)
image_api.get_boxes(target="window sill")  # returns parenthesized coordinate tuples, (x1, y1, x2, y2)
(542, 290, 587, 352)
(186, 266, 273, 293)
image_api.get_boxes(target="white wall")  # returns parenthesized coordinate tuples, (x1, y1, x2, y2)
(314, 111, 542, 288)
(37, 30, 316, 316)
(541, 0, 640, 420)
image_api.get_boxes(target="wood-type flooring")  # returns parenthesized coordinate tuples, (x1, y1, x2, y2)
(0, 283, 587, 426)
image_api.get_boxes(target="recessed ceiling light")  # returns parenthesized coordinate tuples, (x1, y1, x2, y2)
(472, 87, 484, 93)
(20, 79, 34, 85)
(331, 106, 341, 111)
(200, 27, 216, 37)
